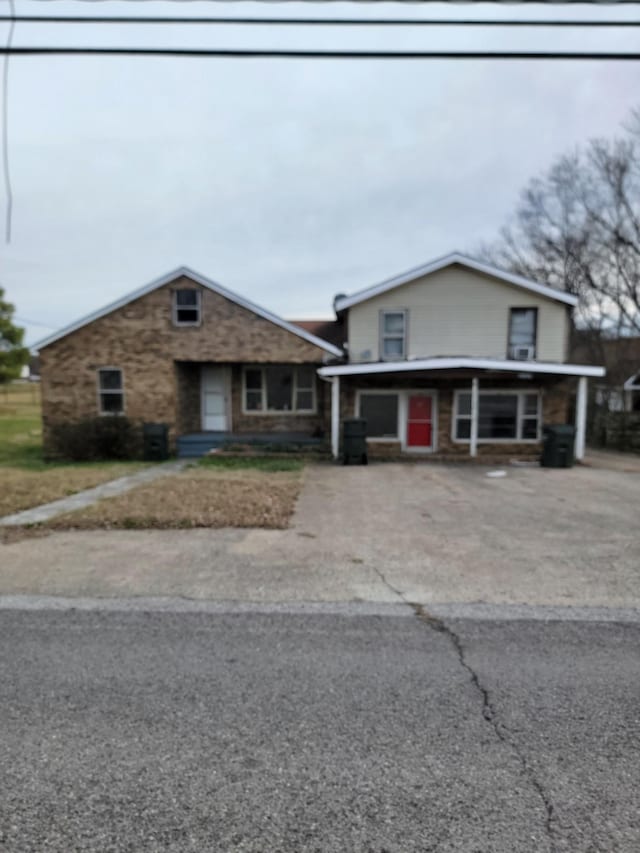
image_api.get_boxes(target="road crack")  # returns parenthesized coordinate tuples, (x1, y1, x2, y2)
(369, 565, 557, 852)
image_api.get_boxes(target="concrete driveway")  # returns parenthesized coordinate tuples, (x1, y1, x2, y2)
(2, 462, 639, 609)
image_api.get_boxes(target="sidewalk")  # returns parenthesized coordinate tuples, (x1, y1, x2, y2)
(0, 461, 186, 526)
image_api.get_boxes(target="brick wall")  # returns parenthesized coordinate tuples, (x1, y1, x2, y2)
(40, 276, 331, 452)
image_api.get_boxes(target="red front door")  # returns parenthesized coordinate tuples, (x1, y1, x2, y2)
(407, 395, 433, 448)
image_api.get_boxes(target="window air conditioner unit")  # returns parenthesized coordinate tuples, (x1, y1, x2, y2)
(510, 345, 535, 361)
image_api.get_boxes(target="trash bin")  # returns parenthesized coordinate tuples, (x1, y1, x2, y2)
(143, 422, 169, 461)
(541, 424, 575, 468)
(342, 418, 368, 465)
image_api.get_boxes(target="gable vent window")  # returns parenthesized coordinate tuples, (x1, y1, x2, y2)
(380, 310, 407, 360)
(173, 289, 201, 326)
(97, 368, 124, 415)
(508, 308, 537, 360)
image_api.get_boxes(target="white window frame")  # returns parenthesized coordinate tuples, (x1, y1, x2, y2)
(508, 307, 538, 359)
(242, 366, 317, 415)
(172, 288, 202, 327)
(355, 388, 438, 452)
(379, 309, 408, 361)
(97, 367, 125, 416)
(452, 388, 541, 444)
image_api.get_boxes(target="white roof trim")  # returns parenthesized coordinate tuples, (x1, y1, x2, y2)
(318, 357, 605, 379)
(623, 372, 640, 390)
(33, 266, 343, 357)
(334, 252, 578, 311)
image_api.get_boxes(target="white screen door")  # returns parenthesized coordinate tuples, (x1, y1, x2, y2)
(201, 367, 229, 431)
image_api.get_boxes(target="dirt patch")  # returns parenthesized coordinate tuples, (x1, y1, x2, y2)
(0, 464, 147, 517)
(43, 467, 302, 531)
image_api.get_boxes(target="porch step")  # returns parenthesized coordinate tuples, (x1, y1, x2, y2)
(176, 432, 325, 459)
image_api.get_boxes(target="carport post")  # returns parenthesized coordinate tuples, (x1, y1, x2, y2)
(470, 377, 479, 457)
(575, 376, 587, 461)
(331, 376, 340, 460)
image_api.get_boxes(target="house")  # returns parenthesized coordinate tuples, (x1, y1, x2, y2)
(571, 332, 640, 413)
(35, 267, 343, 458)
(317, 253, 605, 462)
(35, 253, 605, 463)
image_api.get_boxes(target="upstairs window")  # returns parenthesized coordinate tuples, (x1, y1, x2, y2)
(97, 368, 124, 415)
(243, 366, 316, 413)
(173, 289, 201, 326)
(380, 310, 407, 360)
(508, 308, 537, 360)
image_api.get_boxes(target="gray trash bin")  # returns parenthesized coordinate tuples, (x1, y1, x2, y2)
(143, 422, 169, 461)
(342, 418, 368, 465)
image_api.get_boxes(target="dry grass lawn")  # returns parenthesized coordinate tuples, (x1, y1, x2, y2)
(45, 466, 303, 530)
(0, 382, 146, 516)
(0, 464, 149, 517)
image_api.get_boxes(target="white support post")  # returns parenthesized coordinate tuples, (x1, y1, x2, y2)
(331, 376, 340, 460)
(575, 376, 588, 461)
(470, 377, 479, 458)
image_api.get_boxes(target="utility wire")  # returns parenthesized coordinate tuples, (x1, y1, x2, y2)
(1, 14, 639, 26)
(19, 0, 640, 5)
(0, 46, 638, 58)
(2, 0, 14, 244)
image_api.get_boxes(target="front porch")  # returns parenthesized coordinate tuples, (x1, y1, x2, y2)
(318, 357, 607, 463)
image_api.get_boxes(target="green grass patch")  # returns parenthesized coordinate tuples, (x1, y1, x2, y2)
(197, 455, 305, 473)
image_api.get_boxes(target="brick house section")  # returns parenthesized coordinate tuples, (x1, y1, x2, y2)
(40, 275, 333, 454)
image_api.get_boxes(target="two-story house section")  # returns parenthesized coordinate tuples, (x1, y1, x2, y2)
(318, 252, 605, 462)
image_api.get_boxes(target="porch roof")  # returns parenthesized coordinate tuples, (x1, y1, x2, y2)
(317, 356, 606, 380)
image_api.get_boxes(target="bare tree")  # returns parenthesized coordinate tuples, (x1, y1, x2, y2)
(485, 109, 640, 346)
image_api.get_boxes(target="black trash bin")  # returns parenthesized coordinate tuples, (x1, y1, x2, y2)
(143, 422, 169, 461)
(342, 418, 368, 465)
(541, 424, 575, 468)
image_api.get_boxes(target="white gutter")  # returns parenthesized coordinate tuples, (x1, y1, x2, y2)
(318, 357, 606, 379)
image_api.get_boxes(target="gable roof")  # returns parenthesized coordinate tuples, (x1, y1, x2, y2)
(34, 266, 344, 357)
(289, 319, 344, 349)
(333, 251, 579, 312)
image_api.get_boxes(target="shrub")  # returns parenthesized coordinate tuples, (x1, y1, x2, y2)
(48, 417, 142, 461)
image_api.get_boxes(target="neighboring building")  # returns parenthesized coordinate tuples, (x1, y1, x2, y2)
(35, 267, 342, 457)
(571, 332, 640, 414)
(318, 252, 604, 461)
(35, 253, 605, 462)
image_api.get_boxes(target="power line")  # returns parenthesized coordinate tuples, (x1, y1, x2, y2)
(18, 0, 640, 5)
(1, 14, 639, 26)
(0, 46, 638, 59)
(2, 0, 14, 245)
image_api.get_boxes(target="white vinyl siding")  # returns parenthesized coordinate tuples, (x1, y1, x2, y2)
(348, 265, 567, 363)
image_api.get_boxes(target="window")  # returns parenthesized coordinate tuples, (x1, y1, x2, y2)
(454, 391, 540, 442)
(380, 310, 407, 360)
(358, 393, 399, 438)
(243, 366, 316, 413)
(508, 308, 537, 359)
(97, 368, 124, 415)
(173, 289, 201, 325)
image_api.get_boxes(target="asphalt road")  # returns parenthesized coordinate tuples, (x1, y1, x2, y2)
(1, 604, 639, 853)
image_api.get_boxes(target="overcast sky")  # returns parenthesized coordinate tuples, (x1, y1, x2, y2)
(2, 1, 640, 346)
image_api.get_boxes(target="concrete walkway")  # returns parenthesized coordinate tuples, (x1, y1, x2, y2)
(2, 463, 640, 609)
(0, 460, 186, 526)
(583, 447, 640, 473)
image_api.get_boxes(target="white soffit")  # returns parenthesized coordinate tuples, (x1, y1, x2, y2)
(318, 357, 606, 379)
